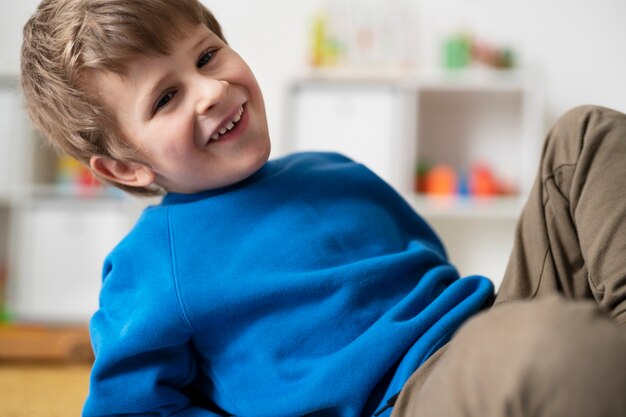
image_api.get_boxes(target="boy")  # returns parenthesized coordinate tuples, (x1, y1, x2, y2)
(20, 1, 626, 416)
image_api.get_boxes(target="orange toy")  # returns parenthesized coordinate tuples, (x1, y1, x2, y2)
(424, 165, 458, 195)
(469, 165, 498, 196)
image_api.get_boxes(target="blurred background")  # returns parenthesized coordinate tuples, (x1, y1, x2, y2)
(1, 0, 626, 331)
(0, 0, 625, 413)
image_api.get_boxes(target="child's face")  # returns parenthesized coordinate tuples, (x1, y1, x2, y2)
(91, 24, 271, 193)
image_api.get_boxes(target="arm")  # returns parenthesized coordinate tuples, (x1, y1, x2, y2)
(85, 316, 220, 416)
(83, 222, 226, 416)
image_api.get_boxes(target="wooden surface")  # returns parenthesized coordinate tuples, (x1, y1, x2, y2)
(0, 325, 93, 362)
(0, 363, 91, 416)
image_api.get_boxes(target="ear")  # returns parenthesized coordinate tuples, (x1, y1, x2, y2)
(90, 155, 155, 188)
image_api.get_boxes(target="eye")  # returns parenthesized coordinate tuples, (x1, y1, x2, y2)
(197, 49, 216, 68)
(153, 90, 176, 114)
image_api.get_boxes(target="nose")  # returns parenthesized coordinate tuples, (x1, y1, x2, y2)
(195, 79, 229, 115)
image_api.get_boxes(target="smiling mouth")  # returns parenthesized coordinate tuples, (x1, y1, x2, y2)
(209, 106, 245, 142)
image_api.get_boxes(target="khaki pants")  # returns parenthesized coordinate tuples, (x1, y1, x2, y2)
(392, 106, 626, 417)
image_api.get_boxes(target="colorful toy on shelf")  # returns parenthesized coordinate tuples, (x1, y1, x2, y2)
(310, 8, 341, 68)
(472, 42, 516, 69)
(423, 164, 458, 196)
(468, 164, 498, 196)
(416, 161, 516, 197)
(442, 32, 516, 70)
(308, 0, 416, 70)
(56, 155, 101, 195)
(443, 33, 472, 70)
(0, 309, 10, 324)
(414, 160, 431, 193)
(0, 261, 10, 324)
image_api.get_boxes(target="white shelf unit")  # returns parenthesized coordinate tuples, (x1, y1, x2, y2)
(0, 77, 143, 324)
(287, 70, 545, 287)
(11, 197, 135, 323)
(289, 78, 419, 194)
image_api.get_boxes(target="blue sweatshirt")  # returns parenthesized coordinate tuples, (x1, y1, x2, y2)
(84, 152, 493, 417)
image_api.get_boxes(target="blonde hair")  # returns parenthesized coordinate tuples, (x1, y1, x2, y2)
(21, 0, 225, 196)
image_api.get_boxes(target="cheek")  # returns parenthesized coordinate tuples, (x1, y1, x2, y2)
(246, 74, 264, 104)
(229, 63, 263, 100)
(143, 120, 195, 162)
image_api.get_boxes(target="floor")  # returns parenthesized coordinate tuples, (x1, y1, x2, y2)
(0, 363, 91, 417)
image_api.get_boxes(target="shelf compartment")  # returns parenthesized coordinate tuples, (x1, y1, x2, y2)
(8, 199, 135, 323)
(416, 88, 526, 197)
(405, 193, 524, 220)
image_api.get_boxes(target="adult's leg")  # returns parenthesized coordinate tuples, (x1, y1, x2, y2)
(391, 295, 626, 417)
(496, 105, 626, 325)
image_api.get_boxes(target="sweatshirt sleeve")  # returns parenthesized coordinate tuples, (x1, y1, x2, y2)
(83, 210, 222, 417)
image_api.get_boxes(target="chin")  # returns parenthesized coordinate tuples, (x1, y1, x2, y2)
(226, 144, 271, 186)
(246, 147, 271, 177)
(250, 140, 271, 169)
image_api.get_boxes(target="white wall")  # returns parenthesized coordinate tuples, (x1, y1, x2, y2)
(415, 0, 626, 121)
(0, 0, 41, 76)
(4, 0, 625, 152)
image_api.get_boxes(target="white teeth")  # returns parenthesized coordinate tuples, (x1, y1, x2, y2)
(209, 106, 245, 142)
(234, 107, 243, 122)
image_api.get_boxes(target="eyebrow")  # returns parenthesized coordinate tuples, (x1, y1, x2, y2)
(192, 33, 211, 51)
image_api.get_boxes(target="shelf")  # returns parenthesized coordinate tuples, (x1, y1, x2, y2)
(297, 67, 537, 92)
(404, 194, 524, 220)
(28, 184, 126, 201)
(300, 65, 418, 83)
(414, 68, 537, 92)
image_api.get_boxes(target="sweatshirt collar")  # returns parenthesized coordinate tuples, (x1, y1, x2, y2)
(161, 160, 275, 206)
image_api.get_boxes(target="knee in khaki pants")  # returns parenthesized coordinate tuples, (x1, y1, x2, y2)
(496, 105, 626, 324)
(392, 295, 626, 417)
